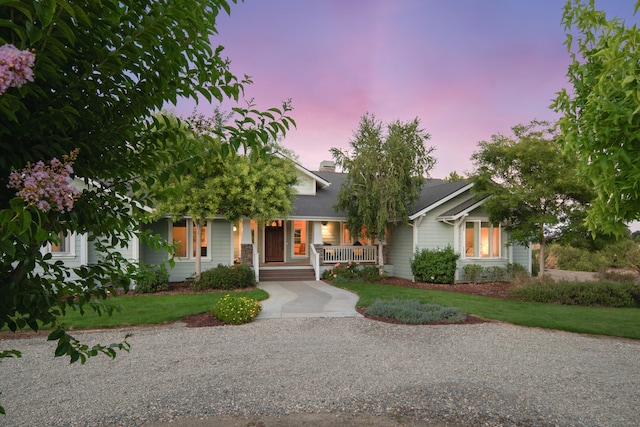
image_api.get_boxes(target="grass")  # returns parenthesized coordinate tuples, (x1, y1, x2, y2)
(55, 289, 269, 330)
(336, 282, 640, 340)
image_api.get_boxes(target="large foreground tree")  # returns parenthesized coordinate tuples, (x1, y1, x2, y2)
(552, 0, 640, 235)
(470, 121, 593, 275)
(0, 0, 294, 413)
(331, 113, 436, 272)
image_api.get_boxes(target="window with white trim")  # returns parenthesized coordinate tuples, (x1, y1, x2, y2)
(171, 219, 209, 259)
(464, 221, 501, 258)
(342, 224, 370, 245)
(50, 231, 74, 257)
(292, 220, 307, 256)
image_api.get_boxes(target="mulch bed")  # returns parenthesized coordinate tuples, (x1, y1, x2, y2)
(0, 279, 513, 340)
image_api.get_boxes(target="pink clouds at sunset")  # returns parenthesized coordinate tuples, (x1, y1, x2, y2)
(170, 0, 638, 178)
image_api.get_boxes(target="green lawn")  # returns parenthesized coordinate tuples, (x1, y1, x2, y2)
(56, 289, 269, 330)
(336, 282, 640, 340)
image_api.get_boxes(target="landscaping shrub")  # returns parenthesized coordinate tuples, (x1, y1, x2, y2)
(509, 277, 640, 307)
(134, 265, 169, 293)
(462, 264, 484, 283)
(598, 269, 638, 283)
(411, 246, 459, 284)
(365, 298, 466, 324)
(211, 294, 262, 325)
(322, 262, 382, 283)
(546, 243, 611, 272)
(194, 264, 256, 291)
(463, 264, 521, 283)
(485, 266, 506, 282)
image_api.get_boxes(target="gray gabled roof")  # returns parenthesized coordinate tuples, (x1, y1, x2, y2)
(289, 171, 473, 221)
(436, 196, 488, 221)
(290, 171, 346, 219)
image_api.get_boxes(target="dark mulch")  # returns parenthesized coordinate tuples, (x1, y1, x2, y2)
(0, 279, 512, 339)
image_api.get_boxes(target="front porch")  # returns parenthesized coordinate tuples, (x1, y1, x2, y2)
(234, 218, 381, 281)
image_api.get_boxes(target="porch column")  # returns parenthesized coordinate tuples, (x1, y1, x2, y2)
(240, 218, 254, 266)
(312, 221, 323, 244)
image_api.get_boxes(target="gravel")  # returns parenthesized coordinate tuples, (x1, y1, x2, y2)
(1, 318, 638, 426)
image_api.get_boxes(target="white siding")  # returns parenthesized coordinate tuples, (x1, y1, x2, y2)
(292, 170, 316, 195)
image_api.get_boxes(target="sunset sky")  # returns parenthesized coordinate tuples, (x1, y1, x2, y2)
(172, 0, 638, 179)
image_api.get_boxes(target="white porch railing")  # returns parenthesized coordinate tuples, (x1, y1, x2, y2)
(310, 244, 320, 280)
(322, 245, 377, 264)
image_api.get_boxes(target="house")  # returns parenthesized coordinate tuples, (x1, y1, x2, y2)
(42, 161, 531, 283)
(139, 160, 531, 282)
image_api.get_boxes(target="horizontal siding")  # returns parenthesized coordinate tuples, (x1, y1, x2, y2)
(140, 219, 235, 282)
(141, 220, 170, 265)
(416, 196, 465, 250)
(388, 223, 414, 280)
(511, 243, 531, 273)
(292, 171, 315, 195)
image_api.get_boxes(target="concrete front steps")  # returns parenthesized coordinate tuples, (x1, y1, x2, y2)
(259, 266, 316, 282)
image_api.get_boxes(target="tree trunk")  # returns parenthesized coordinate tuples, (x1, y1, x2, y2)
(377, 241, 385, 275)
(539, 224, 546, 277)
(195, 220, 202, 281)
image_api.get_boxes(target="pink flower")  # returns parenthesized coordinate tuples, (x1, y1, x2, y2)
(333, 274, 337, 278)
(0, 44, 36, 95)
(335, 263, 340, 267)
(8, 149, 80, 213)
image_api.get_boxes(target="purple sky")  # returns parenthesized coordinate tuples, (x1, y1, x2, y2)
(172, 0, 638, 179)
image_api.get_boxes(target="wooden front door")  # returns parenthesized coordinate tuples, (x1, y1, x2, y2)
(265, 222, 285, 262)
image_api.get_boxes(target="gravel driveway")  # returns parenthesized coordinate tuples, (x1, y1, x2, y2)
(1, 318, 638, 426)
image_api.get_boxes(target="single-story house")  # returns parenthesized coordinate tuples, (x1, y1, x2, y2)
(45, 160, 531, 283)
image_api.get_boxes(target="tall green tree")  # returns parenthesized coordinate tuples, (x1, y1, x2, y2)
(443, 171, 465, 182)
(331, 113, 436, 271)
(0, 0, 295, 411)
(470, 121, 592, 275)
(552, 0, 640, 236)
(152, 113, 297, 279)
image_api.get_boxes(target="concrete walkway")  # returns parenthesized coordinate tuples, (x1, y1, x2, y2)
(256, 280, 362, 319)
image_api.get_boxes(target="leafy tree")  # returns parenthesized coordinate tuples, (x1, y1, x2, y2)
(470, 120, 593, 276)
(331, 113, 436, 271)
(152, 113, 298, 279)
(0, 0, 294, 413)
(443, 171, 465, 182)
(552, 0, 640, 236)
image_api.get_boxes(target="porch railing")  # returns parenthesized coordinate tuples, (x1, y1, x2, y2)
(322, 245, 376, 264)
(310, 244, 320, 280)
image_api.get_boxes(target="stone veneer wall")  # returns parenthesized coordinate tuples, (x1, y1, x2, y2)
(241, 244, 253, 266)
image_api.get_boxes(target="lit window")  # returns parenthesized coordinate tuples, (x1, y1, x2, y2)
(342, 224, 369, 245)
(465, 221, 501, 258)
(293, 220, 307, 256)
(171, 219, 209, 260)
(51, 232, 73, 256)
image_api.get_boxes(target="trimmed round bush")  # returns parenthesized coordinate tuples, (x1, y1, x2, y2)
(212, 294, 262, 325)
(194, 264, 256, 291)
(411, 246, 459, 284)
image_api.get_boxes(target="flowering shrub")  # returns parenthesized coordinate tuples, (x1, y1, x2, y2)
(7, 149, 80, 213)
(0, 44, 36, 95)
(322, 261, 382, 283)
(212, 294, 262, 325)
